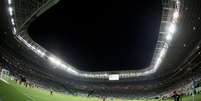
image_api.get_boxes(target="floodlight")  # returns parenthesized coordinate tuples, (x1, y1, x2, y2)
(60, 63, 67, 68)
(67, 67, 76, 74)
(13, 27, 16, 33)
(154, 58, 161, 70)
(8, 7, 13, 16)
(103, 73, 108, 77)
(8, 0, 11, 5)
(160, 48, 166, 57)
(36, 49, 45, 57)
(48, 56, 62, 66)
(173, 11, 179, 20)
(31, 46, 36, 50)
(166, 33, 173, 41)
(154, 48, 166, 71)
(11, 18, 15, 25)
(143, 71, 148, 75)
(168, 23, 176, 33)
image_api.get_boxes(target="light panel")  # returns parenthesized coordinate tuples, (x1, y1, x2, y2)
(8, 7, 13, 16)
(168, 23, 176, 34)
(36, 49, 45, 57)
(166, 33, 173, 41)
(11, 18, 15, 25)
(173, 11, 179, 19)
(13, 27, 16, 34)
(8, 0, 11, 5)
(48, 56, 62, 66)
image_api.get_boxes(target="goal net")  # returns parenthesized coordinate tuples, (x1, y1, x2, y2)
(0, 68, 10, 82)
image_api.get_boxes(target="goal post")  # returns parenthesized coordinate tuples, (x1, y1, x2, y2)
(0, 68, 10, 81)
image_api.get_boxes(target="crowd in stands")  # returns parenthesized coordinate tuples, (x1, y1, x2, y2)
(0, 54, 201, 101)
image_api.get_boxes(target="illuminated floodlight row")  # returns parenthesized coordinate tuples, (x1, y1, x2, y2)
(9, 0, 181, 79)
(5, 0, 74, 74)
(17, 36, 45, 57)
(166, 1, 180, 41)
(151, 0, 180, 73)
(48, 56, 78, 74)
(7, 0, 46, 57)
(119, 0, 181, 77)
(6, 0, 76, 74)
(7, 0, 16, 35)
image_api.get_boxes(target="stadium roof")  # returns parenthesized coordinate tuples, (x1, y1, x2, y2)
(28, 0, 162, 72)
(3, 0, 183, 78)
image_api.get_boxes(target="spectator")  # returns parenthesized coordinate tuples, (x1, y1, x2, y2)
(172, 91, 180, 101)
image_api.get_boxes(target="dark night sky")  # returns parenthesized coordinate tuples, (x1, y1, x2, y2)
(0, 0, 10, 35)
(28, 0, 162, 72)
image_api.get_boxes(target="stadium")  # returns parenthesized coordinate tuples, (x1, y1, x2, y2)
(0, 0, 201, 101)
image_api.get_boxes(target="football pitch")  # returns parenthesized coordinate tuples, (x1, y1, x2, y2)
(0, 80, 201, 101)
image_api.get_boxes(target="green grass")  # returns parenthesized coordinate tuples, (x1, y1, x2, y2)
(1, 79, 201, 101)
(0, 80, 30, 101)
